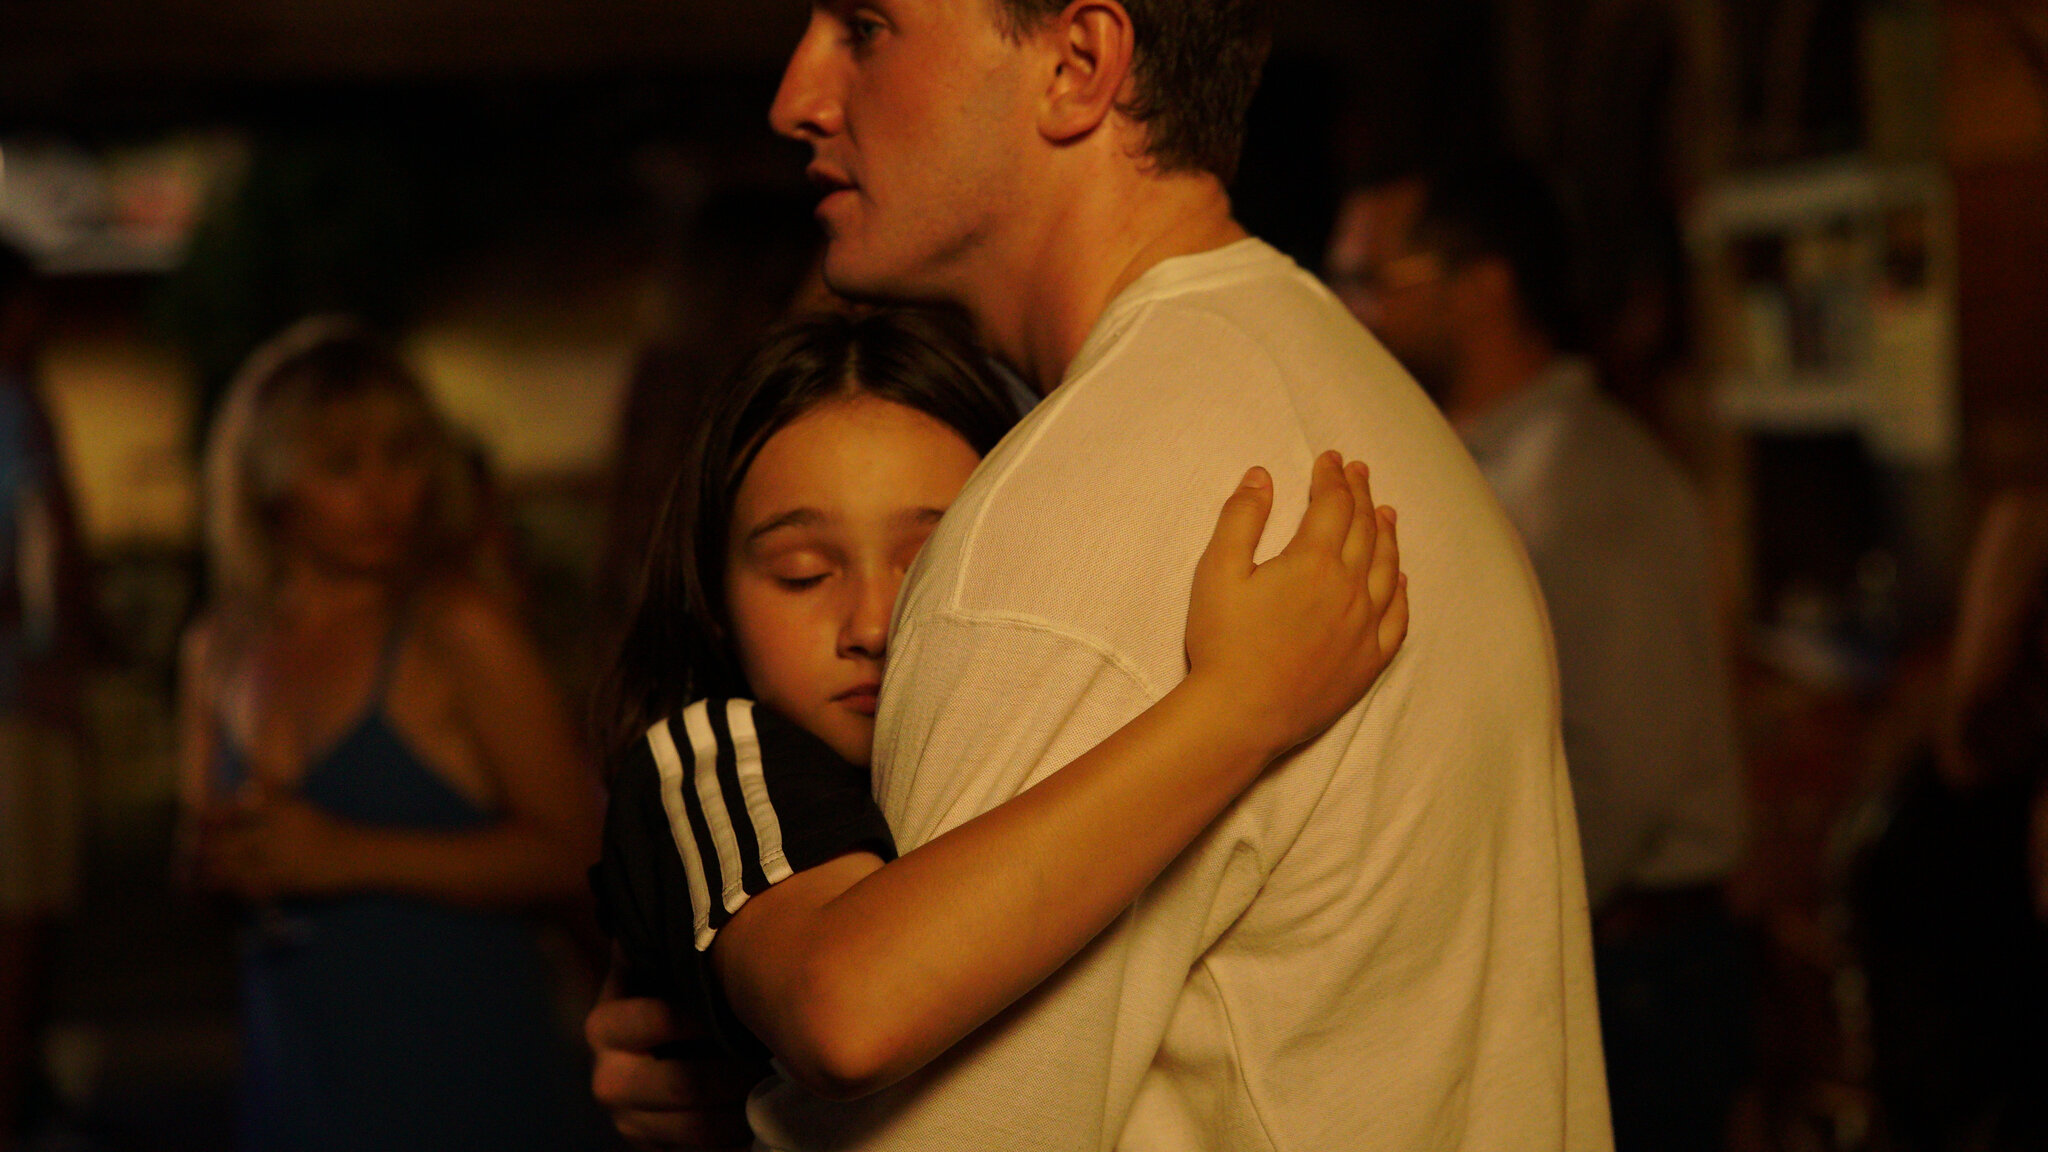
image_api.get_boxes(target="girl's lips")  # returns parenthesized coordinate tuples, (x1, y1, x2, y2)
(834, 686, 881, 716)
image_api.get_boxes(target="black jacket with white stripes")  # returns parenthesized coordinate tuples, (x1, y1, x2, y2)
(591, 697, 897, 1056)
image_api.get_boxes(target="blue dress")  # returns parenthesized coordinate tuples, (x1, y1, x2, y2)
(216, 629, 587, 1152)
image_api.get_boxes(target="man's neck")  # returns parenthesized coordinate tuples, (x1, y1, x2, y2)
(1447, 327, 1556, 428)
(966, 167, 1246, 396)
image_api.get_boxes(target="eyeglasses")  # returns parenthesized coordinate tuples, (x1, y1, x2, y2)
(1326, 250, 1446, 300)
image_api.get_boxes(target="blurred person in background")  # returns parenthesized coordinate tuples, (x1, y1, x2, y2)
(1852, 485, 2048, 1151)
(1328, 157, 1749, 1152)
(0, 241, 94, 1152)
(178, 317, 602, 1152)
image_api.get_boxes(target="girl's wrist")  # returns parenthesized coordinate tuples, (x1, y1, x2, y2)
(1170, 669, 1295, 771)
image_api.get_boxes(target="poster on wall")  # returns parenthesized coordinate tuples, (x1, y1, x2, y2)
(0, 135, 244, 276)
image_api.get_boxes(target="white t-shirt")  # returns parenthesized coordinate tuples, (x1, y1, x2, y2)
(749, 238, 1611, 1151)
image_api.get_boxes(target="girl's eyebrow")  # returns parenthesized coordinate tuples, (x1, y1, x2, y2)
(744, 508, 826, 544)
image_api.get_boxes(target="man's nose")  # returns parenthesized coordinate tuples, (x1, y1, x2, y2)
(770, 11, 844, 142)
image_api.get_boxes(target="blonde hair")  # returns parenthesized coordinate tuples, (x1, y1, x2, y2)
(202, 316, 481, 616)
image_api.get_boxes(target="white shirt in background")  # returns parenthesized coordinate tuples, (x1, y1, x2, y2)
(1460, 359, 1747, 907)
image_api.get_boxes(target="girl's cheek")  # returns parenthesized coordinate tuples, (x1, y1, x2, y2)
(730, 584, 830, 708)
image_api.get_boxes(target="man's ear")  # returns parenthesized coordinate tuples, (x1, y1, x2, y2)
(1037, 0, 1136, 145)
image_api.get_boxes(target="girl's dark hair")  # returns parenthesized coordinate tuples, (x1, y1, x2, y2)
(598, 307, 1020, 757)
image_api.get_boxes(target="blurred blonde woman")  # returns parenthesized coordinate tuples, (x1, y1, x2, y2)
(178, 317, 599, 1151)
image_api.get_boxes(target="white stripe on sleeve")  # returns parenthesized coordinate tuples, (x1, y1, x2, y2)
(680, 701, 750, 913)
(725, 700, 794, 885)
(647, 718, 717, 952)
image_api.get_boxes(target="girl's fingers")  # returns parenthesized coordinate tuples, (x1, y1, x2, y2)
(1197, 467, 1276, 586)
(1340, 461, 1377, 571)
(1366, 508, 1401, 608)
(1284, 452, 1355, 557)
(1378, 574, 1410, 654)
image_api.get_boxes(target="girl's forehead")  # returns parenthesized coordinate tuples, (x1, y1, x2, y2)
(734, 396, 980, 522)
(753, 397, 963, 475)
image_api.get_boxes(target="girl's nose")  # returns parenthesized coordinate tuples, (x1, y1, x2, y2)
(839, 573, 896, 660)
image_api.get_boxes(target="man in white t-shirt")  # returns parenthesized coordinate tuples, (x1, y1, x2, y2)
(589, 2, 1610, 1148)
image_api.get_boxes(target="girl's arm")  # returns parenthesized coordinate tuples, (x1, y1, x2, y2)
(715, 454, 1406, 1099)
(208, 586, 601, 908)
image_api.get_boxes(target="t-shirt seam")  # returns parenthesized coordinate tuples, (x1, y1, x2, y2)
(945, 242, 1305, 613)
(946, 298, 1164, 614)
(943, 287, 1318, 640)
(1163, 302, 1321, 466)
(918, 606, 1161, 701)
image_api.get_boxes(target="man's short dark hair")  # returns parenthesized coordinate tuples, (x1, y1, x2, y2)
(1400, 157, 1583, 349)
(993, 0, 1272, 182)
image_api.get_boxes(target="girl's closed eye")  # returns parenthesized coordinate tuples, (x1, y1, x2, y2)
(769, 556, 834, 591)
(745, 535, 839, 591)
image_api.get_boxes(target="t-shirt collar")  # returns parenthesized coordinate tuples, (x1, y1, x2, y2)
(1062, 237, 1279, 386)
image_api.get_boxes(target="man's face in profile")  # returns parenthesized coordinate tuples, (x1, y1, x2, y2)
(1327, 183, 1455, 404)
(770, 0, 1039, 300)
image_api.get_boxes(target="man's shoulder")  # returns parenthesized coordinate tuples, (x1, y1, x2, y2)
(1042, 260, 1416, 464)
(1546, 388, 1710, 541)
(1117, 251, 1381, 376)
(893, 292, 1326, 688)
(903, 261, 1490, 690)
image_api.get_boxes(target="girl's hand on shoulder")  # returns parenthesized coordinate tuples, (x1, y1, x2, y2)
(1184, 451, 1408, 761)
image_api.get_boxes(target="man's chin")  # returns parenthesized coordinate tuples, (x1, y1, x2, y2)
(820, 246, 897, 303)
(821, 243, 952, 308)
